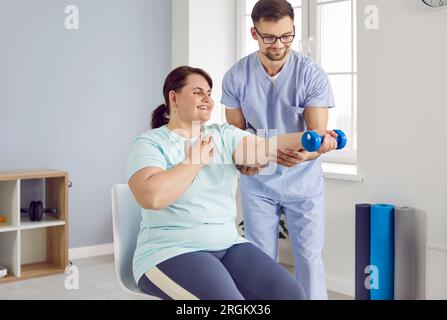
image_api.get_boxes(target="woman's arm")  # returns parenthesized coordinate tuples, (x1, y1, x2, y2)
(129, 136, 214, 210)
(233, 135, 270, 167)
(233, 130, 337, 167)
(128, 164, 202, 210)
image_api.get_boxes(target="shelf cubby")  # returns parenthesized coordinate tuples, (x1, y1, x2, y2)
(0, 231, 20, 283)
(0, 180, 19, 232)
(0, 169, 68, 284)
(20, 226, 67, 280)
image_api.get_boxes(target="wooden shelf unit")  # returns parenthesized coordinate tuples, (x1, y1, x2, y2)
(0, 169, 68, 284)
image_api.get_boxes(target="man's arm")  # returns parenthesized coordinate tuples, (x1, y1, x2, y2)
(303, 107, 330, 161)
(304, 107, 329, 131)
(225, 108, 246, 130)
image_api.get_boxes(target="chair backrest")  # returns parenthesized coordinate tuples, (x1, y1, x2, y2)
(111, 184, 145, 294)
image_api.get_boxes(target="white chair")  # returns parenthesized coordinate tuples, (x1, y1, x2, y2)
(111, 184, 155, 298)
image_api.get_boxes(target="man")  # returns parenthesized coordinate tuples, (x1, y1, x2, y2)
(221, 0, 336, 300)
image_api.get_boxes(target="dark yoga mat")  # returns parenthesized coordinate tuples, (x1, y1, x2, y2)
(355, 203, 371, 300)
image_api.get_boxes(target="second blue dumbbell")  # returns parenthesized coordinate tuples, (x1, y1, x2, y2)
(301, 129, 347, 152)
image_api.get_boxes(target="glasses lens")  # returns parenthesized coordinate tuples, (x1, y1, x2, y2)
(281, 35, 295, 43)
(263, 36, 277, 44)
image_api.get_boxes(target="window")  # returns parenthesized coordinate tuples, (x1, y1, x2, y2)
(238, 0, 357, 164)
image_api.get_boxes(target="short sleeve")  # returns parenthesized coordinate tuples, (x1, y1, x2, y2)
(304, 66, 336, 108)
(126, 137, 167, 181)
(221, 70, 241, 109)
(218, 123, 253, 158)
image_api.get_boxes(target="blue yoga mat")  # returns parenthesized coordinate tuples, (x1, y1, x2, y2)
(355, 204, 371, 300)
(370, 204, 395, 300)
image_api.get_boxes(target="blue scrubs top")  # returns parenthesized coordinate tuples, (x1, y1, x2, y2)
(221, 50, 335, 199)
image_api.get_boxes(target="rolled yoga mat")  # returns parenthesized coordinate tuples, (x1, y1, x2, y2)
(394, 207, 417, 300)
(355, 204, 371, 300)
(370, 204, 395, 300)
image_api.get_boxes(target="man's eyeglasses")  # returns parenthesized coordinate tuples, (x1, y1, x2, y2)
(254, 26, 295, 44)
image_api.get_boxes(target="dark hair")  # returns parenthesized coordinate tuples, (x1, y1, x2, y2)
(151, 66, 213, 129)
(251, 0, 294, 24)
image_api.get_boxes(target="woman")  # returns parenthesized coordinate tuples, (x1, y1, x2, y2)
(127, 66, 338, 300)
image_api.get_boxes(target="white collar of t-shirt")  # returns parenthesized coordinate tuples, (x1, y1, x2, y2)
(269, 72, 281, 86)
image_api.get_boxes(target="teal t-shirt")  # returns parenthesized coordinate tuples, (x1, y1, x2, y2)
(127, 123, 252, 283)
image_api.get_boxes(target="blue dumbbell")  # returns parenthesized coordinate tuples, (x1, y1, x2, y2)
(301, 129, 347, 152)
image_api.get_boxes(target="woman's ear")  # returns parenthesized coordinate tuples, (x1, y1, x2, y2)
(169, 90, 177, 106)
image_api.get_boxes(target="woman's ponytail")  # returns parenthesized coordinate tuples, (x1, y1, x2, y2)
(151, 103, 169, 129)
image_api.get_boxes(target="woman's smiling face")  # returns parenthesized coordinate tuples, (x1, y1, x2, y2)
(170, 74, 214, 125)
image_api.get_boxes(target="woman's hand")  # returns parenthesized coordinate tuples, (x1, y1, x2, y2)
(314, 130, 339, 155)
(183, 135, 215, 167)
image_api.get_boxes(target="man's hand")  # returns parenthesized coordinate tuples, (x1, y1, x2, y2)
(236, 164, 268, 176)
(271, 148, 313, 168)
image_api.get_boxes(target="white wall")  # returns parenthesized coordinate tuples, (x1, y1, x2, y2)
(172, 0, 236, 124)
(173, 0, 447, 299)
(0, 0, 172, 248)
(324, 0, 447, 299)
(172, 0, 189, 67)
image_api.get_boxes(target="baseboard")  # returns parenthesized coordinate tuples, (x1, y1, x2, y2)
(426, 242, 447, 300)
(69, 243, 114, 260)
(326, 275, 354, 298)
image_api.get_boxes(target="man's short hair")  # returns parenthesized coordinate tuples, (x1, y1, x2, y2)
(251, 0, 295, 24)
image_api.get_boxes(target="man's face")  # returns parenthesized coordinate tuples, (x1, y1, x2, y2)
(251, 16, 295, 62)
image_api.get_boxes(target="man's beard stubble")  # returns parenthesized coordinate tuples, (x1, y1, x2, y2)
(262, 46, 291, 62)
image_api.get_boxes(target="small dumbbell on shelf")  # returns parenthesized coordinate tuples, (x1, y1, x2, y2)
(20, 201, 57, 222)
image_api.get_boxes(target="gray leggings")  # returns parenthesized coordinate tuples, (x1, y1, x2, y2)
(138, 242, 305, 300)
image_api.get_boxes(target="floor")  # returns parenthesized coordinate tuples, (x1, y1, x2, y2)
(0, 254, 353, 300)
